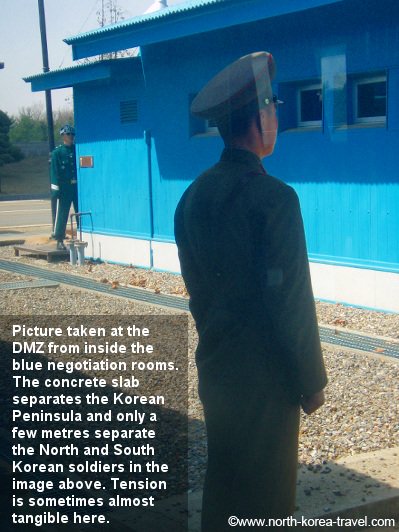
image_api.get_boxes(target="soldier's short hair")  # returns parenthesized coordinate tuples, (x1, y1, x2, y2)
(216, 98, 261, 143)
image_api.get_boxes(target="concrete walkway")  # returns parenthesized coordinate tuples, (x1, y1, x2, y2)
(0, 224, 51, 246)
(86, 447, 398, 531)
(112, 447, 399, 531)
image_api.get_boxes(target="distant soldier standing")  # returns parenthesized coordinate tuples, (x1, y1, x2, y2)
(51, 124, 78, 250)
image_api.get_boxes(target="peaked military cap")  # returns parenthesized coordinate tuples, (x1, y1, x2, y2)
(59, 124, 75, 136)
(191, 51, 276, 120)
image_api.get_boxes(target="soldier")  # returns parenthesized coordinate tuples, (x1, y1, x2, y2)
(174, 52, 327, 531)
(51, 124, 78, 250)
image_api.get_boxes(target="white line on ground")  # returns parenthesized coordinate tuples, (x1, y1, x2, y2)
(0, 209, 51, 214)
(0, 224, 52, 229)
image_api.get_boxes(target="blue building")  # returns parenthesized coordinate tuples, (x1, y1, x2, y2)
(25, 0, 399, 312)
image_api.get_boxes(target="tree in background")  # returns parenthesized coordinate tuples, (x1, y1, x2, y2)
(97, 0, 124, 27)
(97, 0, 134, 59)
(79, 0, 133, 63)
(0, 110, 24, 166)
(9, 104, 74, 144)
(9, 104, 47, 143)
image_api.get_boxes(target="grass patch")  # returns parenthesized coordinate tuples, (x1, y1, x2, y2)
(0, 156, 50, 196)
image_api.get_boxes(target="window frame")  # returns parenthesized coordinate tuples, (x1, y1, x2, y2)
(297, 83, 323, 128)
(189, 92, 220, 137)
(205, 118, 219, 134)
(353, 75, 387, 125)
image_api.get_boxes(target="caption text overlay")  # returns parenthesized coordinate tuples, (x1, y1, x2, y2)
(0, 315, 188, 530)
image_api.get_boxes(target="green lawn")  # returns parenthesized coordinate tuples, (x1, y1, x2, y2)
(0, 156, 50, 196)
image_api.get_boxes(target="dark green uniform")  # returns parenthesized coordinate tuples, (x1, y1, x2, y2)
(174, 148, 327, 531)
(51, 143, 78, 241)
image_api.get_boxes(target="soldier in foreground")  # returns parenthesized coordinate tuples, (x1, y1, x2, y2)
(51, 124, 78, 250)
(174, 52, 327, 531)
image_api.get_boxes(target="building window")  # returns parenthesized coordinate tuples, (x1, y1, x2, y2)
(189, 93, 219, 137)
(298, 84, 322, 126)
(206, 118, 218, 133)
(120, 100, 138, 123)
(354, 76, 386, 123)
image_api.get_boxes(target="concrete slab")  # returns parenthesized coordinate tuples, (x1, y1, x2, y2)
(295, 448, 399, 529)
(52, 446, 395, 531)
(13, 244, 69, 262)
(0, 225, 52, 246)
(184, 447, 399, 531)
(0, 224, 70, 261)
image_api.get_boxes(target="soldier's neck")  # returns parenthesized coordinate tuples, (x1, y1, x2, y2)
(229, 140, 262, 160)
(229, 121, 265, 159)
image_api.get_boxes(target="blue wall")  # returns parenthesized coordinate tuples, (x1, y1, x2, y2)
(74, 64, 153, 239)
(139, 0, 399, 271)
(73, 0, 399, 272)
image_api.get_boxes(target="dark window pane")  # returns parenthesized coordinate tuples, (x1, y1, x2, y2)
(357, 81, 386, 118)
(300, 88, 322, 122)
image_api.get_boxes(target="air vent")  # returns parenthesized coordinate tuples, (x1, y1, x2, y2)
(120, 100, 138, 123)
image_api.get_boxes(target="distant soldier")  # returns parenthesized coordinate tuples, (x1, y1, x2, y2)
(51, 124, 78, 250)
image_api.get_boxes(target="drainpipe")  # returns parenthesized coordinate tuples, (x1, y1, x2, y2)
(145, 130, 154, 269)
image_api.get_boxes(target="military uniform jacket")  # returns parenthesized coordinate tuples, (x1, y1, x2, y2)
(50, 144, 77, 197)
(175, 148, 327, 400)
(175, 148, 327, 526)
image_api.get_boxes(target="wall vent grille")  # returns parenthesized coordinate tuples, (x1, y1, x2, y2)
(120, 100, 138, 123)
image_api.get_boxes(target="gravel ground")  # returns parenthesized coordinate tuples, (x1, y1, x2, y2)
(0, 246, 398, 492)
(2, 243, 399, 338)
